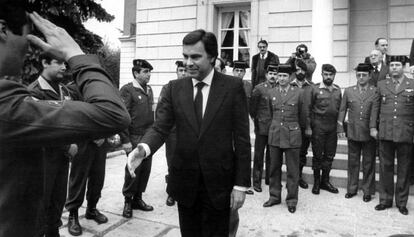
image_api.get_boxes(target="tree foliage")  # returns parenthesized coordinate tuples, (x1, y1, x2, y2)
(22, 0, 115, 85)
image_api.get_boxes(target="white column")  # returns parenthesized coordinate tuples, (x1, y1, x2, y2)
(311, 0, 334, 82)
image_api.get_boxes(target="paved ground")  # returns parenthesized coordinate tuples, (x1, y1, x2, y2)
(58, 145, 414, 237)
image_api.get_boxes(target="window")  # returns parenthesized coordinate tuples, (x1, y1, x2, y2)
(218, 7, 251, 67)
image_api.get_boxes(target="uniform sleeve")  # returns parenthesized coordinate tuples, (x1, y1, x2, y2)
(0, 55, 130, 147)
(306, 57, 317, 75)
(249, 86, 261, 119)
(298, 89, 310, 130)
(119, 86, 132, 144)
(337, 89, 348, 133)
(370, 88, 380, 129)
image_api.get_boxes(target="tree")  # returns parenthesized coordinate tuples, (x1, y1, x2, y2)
(98, 41, 121, 88)
(22, 0, 115, 85)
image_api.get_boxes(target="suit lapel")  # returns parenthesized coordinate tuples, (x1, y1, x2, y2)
(199, 73, 227, 137)
(180, 78, 200, 135)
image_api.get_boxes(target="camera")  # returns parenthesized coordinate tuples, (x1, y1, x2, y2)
(295, 47, 306, 57)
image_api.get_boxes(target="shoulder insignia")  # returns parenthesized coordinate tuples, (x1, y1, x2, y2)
(138, 95, 142, 100)
(273, 97, 276, 100)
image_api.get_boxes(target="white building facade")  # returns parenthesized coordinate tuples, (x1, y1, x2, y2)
(120, 0, 414, 97)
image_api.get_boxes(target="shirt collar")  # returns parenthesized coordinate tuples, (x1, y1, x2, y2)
(291, 78, 310, 88)
(260, 51, 268, 59)
(358, 84, 368, 92)
(192, 69, 214, 87)
(38, 76, 58, 94)
(132, 79, 146, 92)
(280, 85, 290, 92)
(319, 82, 339, 90)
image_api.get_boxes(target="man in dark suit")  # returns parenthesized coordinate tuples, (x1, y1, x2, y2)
(364, 38, 390, 66)
(371, 55, 412, 215)
(263, 64, 309, 214)
(127, 29, 251, 236)
(367, 49, 388, 86)
(338, 63, 378, 203)
(251, 40, 280, 89)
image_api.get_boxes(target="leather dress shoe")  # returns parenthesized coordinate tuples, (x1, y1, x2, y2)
(263, 199, 281, 207)
(298, 178, 308, 189)
(320, 181, 339, 194)
(68, 211, 82, 236)
(132, 199, 154, 211)
(245, 189, 254, 195)
(397, 206, 409, 215)
(345, 193, 357, 199)
(287, 206, 296, 213)
(253, 186, 262, 192)
(363, 195, 372, 202)
(375, 204, 392, 211)
(166, 196, 175, 206)
(122, 201, 132, 218)
(85, 207, 108, 224)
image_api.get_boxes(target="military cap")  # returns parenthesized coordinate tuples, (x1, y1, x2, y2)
(321, 64, 337, 74)
(295, 59, 307, 72)
(388, 55, 409, 65)
(277, 64, 293, 74)
(354, 63, 373, 72)
(132, 59, 153, 70)
(267, 63, 279, 72)
(175, 60, 184, 68)
(233, 60, 249, 69)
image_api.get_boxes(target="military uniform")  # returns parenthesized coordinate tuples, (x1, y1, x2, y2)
(121, 80, 155, 200)
(267, 85, 308, 207)
(28, 76, 74, 236)
(249, 81, 275, 189)
(371, 76, 414, 208)
(338, 85, 378, 196)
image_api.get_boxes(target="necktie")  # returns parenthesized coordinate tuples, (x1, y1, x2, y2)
(194, 82, 205, 128)
(374, 65, 379, 73)
(393, 80, 399, 91)
(360, 87, 366, 95)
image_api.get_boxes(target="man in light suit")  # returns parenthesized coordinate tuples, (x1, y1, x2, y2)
(127, 29, 251, 236)
(367, 49, 388, 87)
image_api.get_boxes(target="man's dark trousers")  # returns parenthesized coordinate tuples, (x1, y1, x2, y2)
(299, 130, 311, 172)
(311, 119, 337, 170)
(122, 134, 153, 199)
(378, 141, 412, 207)
(66, 142, 107, 211)
(347, 139, 376, 195)
(253, 134, 270, 187)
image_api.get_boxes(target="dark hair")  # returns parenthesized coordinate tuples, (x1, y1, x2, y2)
(257, 40, 268, 47)
(216, 58, 225, 71)
(182, 29, 218, 65)
(131, 66, 144, 77)
(0, 0, 29, 35)
(38, 52, 60, 71)
(321, 64, 337, 74)
(296, 44, 308, 53)
(375, 37, 387, 46)
(295, 59, 307, 72)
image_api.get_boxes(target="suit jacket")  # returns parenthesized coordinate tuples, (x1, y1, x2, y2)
(141, 71, 251, 209)
(371, 76, 414, 143)
(364, 54, 390, 66)
(338, 85, 378, 141)
(251, 51, 279, 88)
(368, 63, 388, 87)
(268, 86, 308, 148)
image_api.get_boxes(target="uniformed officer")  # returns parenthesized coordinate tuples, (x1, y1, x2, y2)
(233, 60, 253, 105)
(162, 60, 186, 207)
(263, 64, 309, 214)
(371, 55, 412, 215)
(28, 53, 76, 237)
(338, 63, 378, 202)
(121, 59, 155, 218)
(249, 63, 279, 192)
(290, 59, 314, 189)
(310, 64, 342, 195)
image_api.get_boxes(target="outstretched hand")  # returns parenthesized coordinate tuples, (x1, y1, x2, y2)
(127, 145, 146, 178)
(27, 12, 84, 61)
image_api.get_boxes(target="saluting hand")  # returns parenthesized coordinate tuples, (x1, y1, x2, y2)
(127, 145, 146, 178)
(27, 12, 84, 61)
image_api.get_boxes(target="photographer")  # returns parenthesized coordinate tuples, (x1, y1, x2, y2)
(286, 44, 317, 81)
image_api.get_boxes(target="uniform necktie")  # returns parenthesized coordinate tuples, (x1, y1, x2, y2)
(393, 80, 400, 91)
(360, 87, 366, 95)
(194, 82, 205, 128)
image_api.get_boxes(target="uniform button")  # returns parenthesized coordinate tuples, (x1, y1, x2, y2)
(395, 102, 398, 105)
(281, 110, 284, 112)
(394, 116, 397, 119)
(281, 123, 283, 125)
(394, 109, 397, 112)
(360, 106, 363, 108)
(395, 96, 397, 98)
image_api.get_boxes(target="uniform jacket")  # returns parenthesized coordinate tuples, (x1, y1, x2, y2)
(337, 85, 378, 141)
(371, 76, 414, 143)
(290, 79, 314, 129)
(0, 55, 130, 237)
(268, 85, 309, 148)
(140, 70, 251, 210)
(310, 83, 342, 130)
(365, 54, 390, 66)
(119, 81, 154, 143)
(250, 81, 275, 135)
(251, 51, 279, 88)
